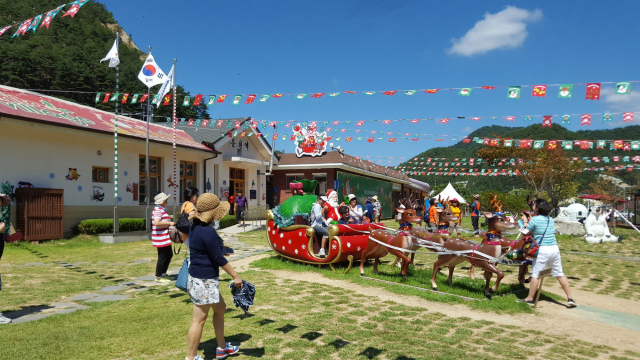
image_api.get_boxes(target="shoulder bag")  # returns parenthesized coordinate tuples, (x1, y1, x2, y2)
(522, 217, 549, 257)
(176, 202, 193, 234)
(175, 223, 193, 292)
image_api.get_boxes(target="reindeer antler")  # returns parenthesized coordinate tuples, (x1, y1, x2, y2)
(489, 192, 502, 213)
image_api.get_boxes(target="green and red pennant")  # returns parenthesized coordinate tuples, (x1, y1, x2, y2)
(542, 115, 552, 128)
(61, 0, 89, 18)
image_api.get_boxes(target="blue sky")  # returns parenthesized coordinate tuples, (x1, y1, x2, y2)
(106, 1, 640, 165)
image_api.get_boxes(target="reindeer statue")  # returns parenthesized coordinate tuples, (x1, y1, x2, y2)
(429, 193, 517, 296)
(388, 196, 461, 268)
(359, 204, 423, 276)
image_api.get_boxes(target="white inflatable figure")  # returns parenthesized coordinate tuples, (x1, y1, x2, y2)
(585, 207, 619, 243)
(554, 207, 586, 236)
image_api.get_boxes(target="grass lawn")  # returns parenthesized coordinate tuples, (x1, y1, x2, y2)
(0, 268, 632, 360)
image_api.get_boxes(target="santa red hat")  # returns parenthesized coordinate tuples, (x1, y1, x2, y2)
(326, 189, 337, 199)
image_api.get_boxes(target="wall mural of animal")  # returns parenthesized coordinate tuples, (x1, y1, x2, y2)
(167, 177, 177, 189)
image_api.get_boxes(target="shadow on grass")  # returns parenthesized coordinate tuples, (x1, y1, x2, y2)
(200, 334, 259, 358)
(276, 324, 297, 334)
(3, 305, 56, 320)
(301, 331, 323, 341)
(359, 347, 384, 359)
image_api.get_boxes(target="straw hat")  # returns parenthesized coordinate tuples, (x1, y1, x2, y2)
(0, 193, 10, 207)
(190, 193, 230, 224)
(473, 194, 480, 199)
(372, 195, 378, 201)
(154, 192, 170, 205)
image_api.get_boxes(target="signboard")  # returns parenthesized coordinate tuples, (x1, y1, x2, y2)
(293, 123, 327, 157)
(250, 190, 257, 200)
(337, 171, 393, 219)
(392, 183, 402, 191)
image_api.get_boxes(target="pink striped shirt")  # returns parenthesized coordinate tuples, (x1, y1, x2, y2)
(152, 206, 171, 247)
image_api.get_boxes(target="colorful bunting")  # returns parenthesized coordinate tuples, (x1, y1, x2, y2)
(602, 113, 613, 122)
(624, 112, 634, 123)
(523, 116, 532, 121)
(139, 94, 149, 103)
(131, 94, 140, 104)
(217, 95, 227, 103)
(233, 95, 242, 104)
(61, 0, 89, 18)
(311, 93, 325, 98)
(586, 83, 601, 100)
(459, 88, 472, 96)
(11, 18, 33, 38)
(365, 91, 376, 95)
(0, 26, 12, 37)
(193, 94, 203, 106)
(615, 82, 630, 95)
(208, 95, 216, 105)
(244, 94, 256, 104)
(558, 84, 573, 98)
(260, 94, 270, 102)
(542, 115, 552, 128)
(439, 118, 449, 124)
(296, 94, 307, 99)
(507, 86, 521, 99)
(121, 93, 129, 104)
(581, 114, 591, 126)
(383, 91, 397, 96)
(183, 96, 191, 106)
(40, 5, 65, 29)
(481, 86, 495, 90)
(95, 92, 101, 103)
(27, 14, 43, 33)
(505, 116, 515, 121)
(532, 85, 547, 97)
(425, 89, 439, 94)
(405, 90, 416, 95)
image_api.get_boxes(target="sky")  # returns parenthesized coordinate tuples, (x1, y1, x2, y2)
(105, 1, 640, 166)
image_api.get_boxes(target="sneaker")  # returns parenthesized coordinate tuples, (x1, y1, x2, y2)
(216, 343, 239, 359)
(155, 277, 171, 283)
(0, 313, 12, 324)
(185, 355, 204, 360)
(318, 248, 326, 258)
(516, 299, 535, 306)
(567, 299, 577, 308)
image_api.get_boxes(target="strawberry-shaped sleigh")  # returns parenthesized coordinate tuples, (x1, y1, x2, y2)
(266, 179, 383, 272)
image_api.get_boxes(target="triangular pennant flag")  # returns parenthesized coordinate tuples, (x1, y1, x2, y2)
(95, 93, 102, 103)
(260, 94, 270, 102)
(62, 0, 89, 18)
(383, 90, 397, 96)
(232, 95, 242, 104)
(139, 94, 149, 103)
(110, 93, 119, 102)
(131, 94, 140, 104)
(0, 26, 12, 37)
(365, 91, 376, 95)
(40, 5, 65, 29)
(12, 18, 33, 38)
(151, 94, 160, 105)
(296, 94, 307, 99)
(623, 112, 634, 123)
(329, 92, 340, 96)
(121, 93, 130, 104)
(311, 93, 325, 98)
(405, 90, 416, 95)
(505, 116, 515, 121)
(100, 37, 120, 68)
(27, 14, 43, 33)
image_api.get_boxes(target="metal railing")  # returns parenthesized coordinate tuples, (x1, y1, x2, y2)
(241, 204, 270, 232)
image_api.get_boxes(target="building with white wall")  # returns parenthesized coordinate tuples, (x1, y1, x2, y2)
(0, 86, 274, 236)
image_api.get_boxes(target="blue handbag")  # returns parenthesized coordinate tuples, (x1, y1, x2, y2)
(175, 225, 192, 292)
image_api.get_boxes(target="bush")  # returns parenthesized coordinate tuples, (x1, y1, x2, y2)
(219, 215, 237, 229)
(78, 218, 146, 235)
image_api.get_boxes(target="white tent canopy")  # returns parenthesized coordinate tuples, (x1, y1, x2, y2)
(432, 182, 467, 203)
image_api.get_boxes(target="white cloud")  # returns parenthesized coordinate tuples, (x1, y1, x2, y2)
(448, 6, 542, 56)
(601, 87, 640, 112)
(461, 126, 473, 134)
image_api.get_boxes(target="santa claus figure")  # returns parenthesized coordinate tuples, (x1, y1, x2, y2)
(324, 189, 341, 222)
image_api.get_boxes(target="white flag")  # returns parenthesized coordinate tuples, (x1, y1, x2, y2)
(100, 37, 120, 68)
(138, 53, 166, 88)
(156, 64, 175, 107)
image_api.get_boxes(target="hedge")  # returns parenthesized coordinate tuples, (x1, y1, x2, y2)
(219, 215, 237, 229)
(78, 218, 146, 235)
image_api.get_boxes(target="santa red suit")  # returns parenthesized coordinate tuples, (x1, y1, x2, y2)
(323, 190, 341, 222)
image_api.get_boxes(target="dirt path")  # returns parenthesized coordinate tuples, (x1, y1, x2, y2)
(230, 254, 640, 353)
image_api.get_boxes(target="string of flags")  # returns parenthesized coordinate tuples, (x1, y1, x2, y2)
(402, 164, 640, 177)
(460, 138, 640, 151)
(399, 156, 640, 169)
(0, 1, 87, 38)
(96, 80, 636, 105)
(160, 111, 636, 135)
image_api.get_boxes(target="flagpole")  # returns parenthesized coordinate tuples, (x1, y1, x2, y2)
(172, 59, 177, 220)
(114, 32, 120, 234)
(145, 46, 151, 232)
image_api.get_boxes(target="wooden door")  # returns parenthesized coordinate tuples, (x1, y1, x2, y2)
(16, 188, 64, 240)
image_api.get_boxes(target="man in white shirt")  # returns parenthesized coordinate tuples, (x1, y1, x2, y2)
(309, 195, 332, 258)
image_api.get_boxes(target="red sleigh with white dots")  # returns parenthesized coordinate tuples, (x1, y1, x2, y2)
(265, 212, 385, 273)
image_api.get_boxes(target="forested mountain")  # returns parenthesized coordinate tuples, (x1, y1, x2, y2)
(0, 0, 208, 121)
(403, 124, 640, 193)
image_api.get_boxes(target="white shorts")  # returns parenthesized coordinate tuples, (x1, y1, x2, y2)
(531, 245, 564, 278)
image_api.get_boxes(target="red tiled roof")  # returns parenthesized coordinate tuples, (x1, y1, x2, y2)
(0, 86, 209, 151)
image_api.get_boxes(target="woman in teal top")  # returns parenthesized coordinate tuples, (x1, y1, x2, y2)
(519, 199, 576, 308)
